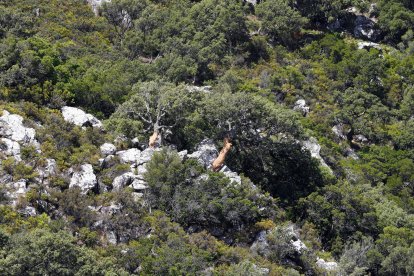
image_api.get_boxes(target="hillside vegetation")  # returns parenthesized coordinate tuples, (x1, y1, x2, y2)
(1, 0, 414, 275)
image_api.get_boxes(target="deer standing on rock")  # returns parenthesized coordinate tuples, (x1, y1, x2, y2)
(148, 130, 159, 148)
(212, 137, 232, 172)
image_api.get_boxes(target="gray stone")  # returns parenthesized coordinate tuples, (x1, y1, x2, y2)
(293, 99, 310, 117)
(188, 139, 218, 169)
(100, 143, 116, 156)
(0, 138, 21, 160)
(352, 134, 369, 145)
(131, 178, 148, 191)
(302, 138, 332, 173)
(116, 148, 141, 164)
(332, 124, 350, 141)
(220, 166, 241, 184)
(178, 150, 188, 160)
(69, 164, 97, 194)
(61, 106, 102, 128)
(19, 206, 37, 217)
(112, 172, 135, 191)
(138, 148, 155, 165)
(0, 111, 36, 144)
(316, 258, 338, 271)
(354, 15, 381, 41)
(357, 41, 381, 50)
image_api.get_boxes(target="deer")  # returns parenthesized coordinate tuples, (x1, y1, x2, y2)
(211, 137, 232, 172)
(148, 130, 159, 148)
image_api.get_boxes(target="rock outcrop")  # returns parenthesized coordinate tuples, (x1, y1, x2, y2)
(188, 139, 242, 184)
(187, 139, 218, 169)
(316, 258, 339, 272)
(100, 143, 117, 156)
(69, 164, 97, 194)
(61, 106, 103, 129)
(116, 148, 141, 164)
(302, 138, 332, 173)
(0, 111, 36, 144)
(293, 99, 310, 117)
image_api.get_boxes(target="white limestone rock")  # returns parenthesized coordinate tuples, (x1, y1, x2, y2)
(116, 148, 141, 164)
(61, 106, 102, 128)
(220, 165, 241, 184)
(0, 138, 21, 160)
(69, 164, 97, 194)
(0, 111, 36, 144)
(188, 139, 218, 169)
(131, 178, 148, 191)
(112, 172, 135, 191)
(138, 148, 155, 165)
(100, 143, 116, 156)
(316, 258, 338, 271)
(293, 99, 310, 117)
(302, 138, 332, 173)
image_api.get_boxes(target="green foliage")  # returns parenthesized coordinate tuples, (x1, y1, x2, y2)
(145, 149, 278, 241)
(256, 0, 308, 46)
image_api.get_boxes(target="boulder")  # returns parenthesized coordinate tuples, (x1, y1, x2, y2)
(354, 15, 381, 41)
(69, 164, 97, 194)
(116, 148, 141, 164)
(188, 139, 218, 169)
(187, 85, 212, 93)
(220, 166, 241, 184)
(138, 148, 155, 165)
(0, 138, 21, 160)
(112, 172, 135, 191)
(352, 134, 369, 148)
(5, 179, 28, 206)
(357, 41, 381, 50)
(293, 99, 310, 117)
(302, 138, 332, 173)
(131, 178, 148, 191)
(19, 206, 37, 217)
(178, 150, 188, 160)
(0, 111, 36, 144)
(87, 0, 112, 15)
(61, 106, 102, 128)
(316, 258, 338, 271)
(100, 143, 116, 156)
(332, 123, 351, 141)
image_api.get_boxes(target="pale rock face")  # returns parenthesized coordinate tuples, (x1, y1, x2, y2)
(0, 138, 21, 160)
(291, 239, 307, 253)
(87, 0, 112, 15)
(316, 258, 338, 271)
(188, 139, 218, 169)
(357, 41, 381, 50)
(220, 165, 241, 184)
(138, 148, 155, 165)
(61, 106, 102, 128)
(293, 99, 310, 117)
(332, 124, 350, 141)
(5, 179, 28, 206)
(352, 134, 369, 145)
(131, 178, 148, 191)
(112, 172, 135, 191)
(354, 15, 381, 41)
(177, 150, 188, 160)
(116, 148, 141, 164)
(100, 143, 117, 156)
(302, 138, 332, 173)
(19, 206, 37, 217)
(0, 111, 36, 144)
(69, 164, 97, 194)
(187, 85, 212, 93)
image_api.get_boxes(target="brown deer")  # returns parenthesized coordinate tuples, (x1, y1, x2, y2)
(211, 137, 232, 172)
(148, 130, 159, 148)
